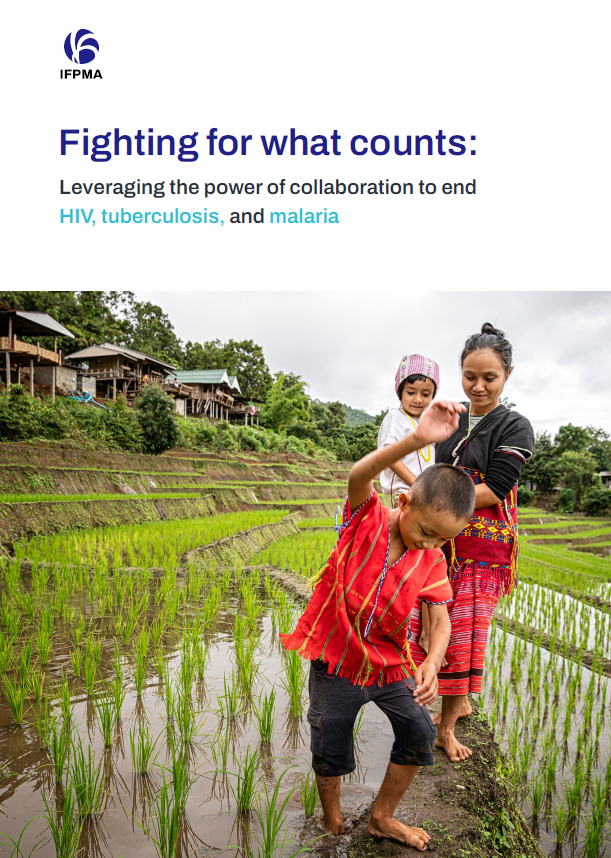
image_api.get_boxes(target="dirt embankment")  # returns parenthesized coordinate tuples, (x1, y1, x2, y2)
(181, 517, 301, 567)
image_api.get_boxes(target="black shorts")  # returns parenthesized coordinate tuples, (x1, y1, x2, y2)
(307, 660, 435, 777)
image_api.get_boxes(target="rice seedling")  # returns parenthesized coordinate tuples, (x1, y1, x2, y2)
(18, 641, 33, 686)
(136, 768, 183, 858)
(528, 772, 545, 820)
(83, 651, 97, 696)
(150, 615, 166, 648)
(42, 780, 83, 858)
(133, 649, 148, 697)
(58, 671, 72, 721)
(69, 647, 82, 678)
(28, 670, 45, 707)
(194, 639, 208, 680)
(73, 615, 85, 647)
(49, 719, 71, 783)
(3, 674, 25, 727)
(111, 673, 126, 720)
(172, 687, 201, 745)
(37, 623, 53, 666)
(582, 804, 608, 858)
(34, 697, 53, 748)
(155, 644, 165, 677)
(230, 746, 260, 811)
(211, 719, 232, 771)
(280, 651, 307, 717)
(220, 671, 242, 719)
(354, 708, 365, 739)
(70, 737, 105, 817)
(202, 585, 221, 627)
(0, 634, 14, 674)
(253, 688, 276, 744)
(249, 768, 316, 858)
(551, 799, 570, 846)
(301, 771, 319, 818)
(93, 691, 116, 747)
(235, 635, 260, 696)
(130, 724, 159, 774)
(0, 816, 46, 858)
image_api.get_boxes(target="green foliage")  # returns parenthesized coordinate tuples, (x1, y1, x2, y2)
(558, 450, 599, 508)
(135, 385, 179, 455)
(516, 485, 535, 507)
(323, 423, 378, 462)
(582, 488, 611, 517)
(520, 431, 561, 494)
(183, 337, 272, 400)
(261, 374, 310, 433)
(558, 486, 576, 513)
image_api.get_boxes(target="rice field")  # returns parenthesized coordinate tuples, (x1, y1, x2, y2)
(0, 557, 392, 858)
(13, 512, 285, 570)
(0, 491, 203, 504)
(251, 531, 337, 578)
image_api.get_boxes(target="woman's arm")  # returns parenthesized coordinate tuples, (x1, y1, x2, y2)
(348, 401, 465, 510)
(388, 460, 417, 487)
(474, 483, 501, 508)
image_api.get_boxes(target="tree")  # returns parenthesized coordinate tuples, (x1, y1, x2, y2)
(260, 374, 310, 433)
(134, 385, 179, 455)
(520, 431, 561, 493)
(558, 450, 599, 509)
(183, 338, 272, 400)
(123, 300, 184, 367)
(554, 424, 591, 456)
(327, 401, 346, 429)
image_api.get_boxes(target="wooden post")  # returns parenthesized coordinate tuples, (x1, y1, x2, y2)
(51, 366, 56, 402)
(29, 358, 34, 396)
(53, 336, 57, 354)
(113, 379, 117, 400)
(8, 317, 12, 344)
(5, 351, 10, 389)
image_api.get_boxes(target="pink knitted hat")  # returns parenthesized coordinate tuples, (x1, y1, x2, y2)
(395, 354, 440, 394)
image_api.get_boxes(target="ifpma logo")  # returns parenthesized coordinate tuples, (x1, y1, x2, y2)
(61, 30, 103, 79)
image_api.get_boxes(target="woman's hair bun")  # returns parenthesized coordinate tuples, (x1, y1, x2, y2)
(481, 322, 504, 338)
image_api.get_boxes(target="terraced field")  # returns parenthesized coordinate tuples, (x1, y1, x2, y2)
(0, 444, 607, 858)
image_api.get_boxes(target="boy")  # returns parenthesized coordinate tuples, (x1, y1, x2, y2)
(281, 401, 475, 852)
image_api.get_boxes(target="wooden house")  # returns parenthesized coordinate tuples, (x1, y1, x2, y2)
(0, 303, 75, 400)
(165, 369, 240, 420)
(65, 342, 179, 402)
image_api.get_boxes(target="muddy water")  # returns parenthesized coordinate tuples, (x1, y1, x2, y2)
(0, 594, 398, 858)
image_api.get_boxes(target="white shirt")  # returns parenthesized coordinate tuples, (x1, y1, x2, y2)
(377, 408, 436, 496)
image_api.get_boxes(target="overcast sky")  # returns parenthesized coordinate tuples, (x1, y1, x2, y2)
(135, 291, 610, 436)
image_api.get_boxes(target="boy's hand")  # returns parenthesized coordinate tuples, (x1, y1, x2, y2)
(412, 400, 466, 447)
(413, 659, 439, 707)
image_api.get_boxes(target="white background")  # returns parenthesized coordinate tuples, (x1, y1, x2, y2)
(2, 1, 610, 289)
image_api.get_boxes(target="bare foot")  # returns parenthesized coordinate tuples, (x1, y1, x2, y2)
(435, 727, 473, 762)
(320, 818, 345, 836)
(431, 699, 471, 727)
(419, 635, 448, 667)
(369, 814, 430, 851)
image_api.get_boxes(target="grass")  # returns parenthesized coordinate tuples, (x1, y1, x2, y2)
(0, 490, 203, 504)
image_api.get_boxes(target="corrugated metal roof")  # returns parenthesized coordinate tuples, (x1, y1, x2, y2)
(165, 369, 230, 385)
(99, 343, 176, 370)
(65, 345, 129, 361)
(5, 311, 75, 338)
(227, 375, 242, 393)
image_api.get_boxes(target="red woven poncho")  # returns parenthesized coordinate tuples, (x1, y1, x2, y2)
(280, 492, 453, 687)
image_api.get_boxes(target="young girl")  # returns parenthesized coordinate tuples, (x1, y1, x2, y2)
(377, 354, 440, 506)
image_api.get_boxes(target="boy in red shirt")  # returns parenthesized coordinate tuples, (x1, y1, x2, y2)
(281, 401, 475, 851)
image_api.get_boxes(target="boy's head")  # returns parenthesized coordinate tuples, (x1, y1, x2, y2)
(395, 464, 475, 551)
(395, 354, 440, 419)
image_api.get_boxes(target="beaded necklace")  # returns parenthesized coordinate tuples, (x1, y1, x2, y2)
(400, 408, 432, 462)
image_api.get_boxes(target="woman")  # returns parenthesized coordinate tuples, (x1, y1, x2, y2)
(411, 323, 534, 762)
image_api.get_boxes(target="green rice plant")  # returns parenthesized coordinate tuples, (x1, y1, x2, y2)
(253, 688, 276, 744)
(28, 670, 45, 707)
(552, 799, 570, 846)
(194, 640, 208, 680)
(34, 697, 53, 748)
(32, 562, 51, 595)
(3, 674, 25, 727)
(280, 651, 307, 717)
(528, 772, 545, 820)
(172, 688, 200, 745)
(230, 746, 260, 811)
(155, 644, 165, 677)
(83, 650, 97, 696)
(0, 634, 14, 674)
(164, 591, 180, 625)
(69, 648, 82, 678)
(42, 780, 83, 858)
(93, 692, 115, 747)
(3, 563, 20, 595)
(111, 673, 126, 721)
(129, 724, 159, 774)
(73, 615, 85, 647)
(133, 649, 147, 697)
(1, 601, 20, 638)
(221, 568, 232, 593)
(301, 771, 319, 818)
(249, 768, 316, 858)
(18, 641, 33, 686)
(354, 708, 365, 739)
(563, 760, 586, 820)
(136, 768, 183, 858)
(37, 623, 53, 666)
(150, 616, 166, 648)
(211, 719, 231, 771)
(235, 635, 260, 696)
(49, 719, 71, 782)
(234, 613, 247, 648)
(582, 805, 608, 858)
(58, 671, 72, 721)
(242, 583, 262, 629)
(202, 584, 221, 627)
(70, 737, 105, 817)
(220, 671, 242, 719)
